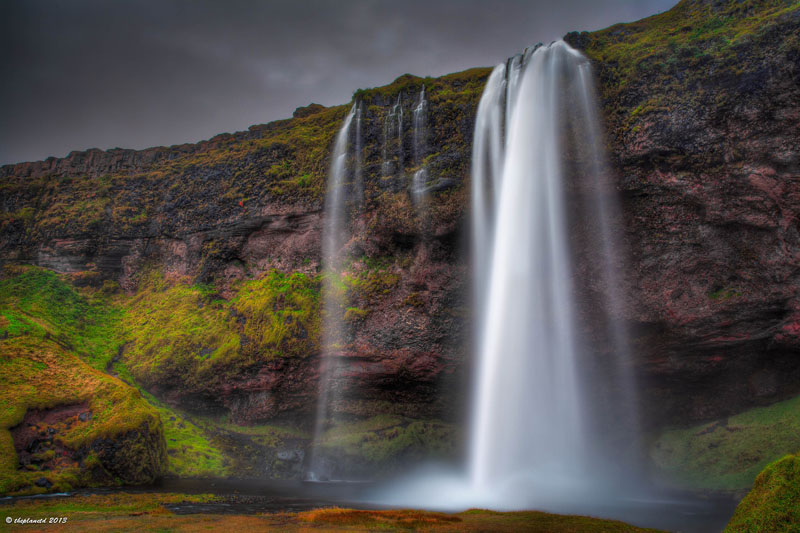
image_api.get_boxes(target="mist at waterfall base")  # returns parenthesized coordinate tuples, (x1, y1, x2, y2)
(367, 41, 648, 517)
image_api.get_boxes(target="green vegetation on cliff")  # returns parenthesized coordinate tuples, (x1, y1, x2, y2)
(122, 268, 321, 391)
(572, 0, 800, 140)
(136, 389, 231, 478)
(0, 266, 165, 495)
(651, 394, 800, 490)
(0, 265, 122, 371)
(0, 266, 243, 491)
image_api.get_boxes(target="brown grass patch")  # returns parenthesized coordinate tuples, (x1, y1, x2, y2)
(298, 506, 462, 528)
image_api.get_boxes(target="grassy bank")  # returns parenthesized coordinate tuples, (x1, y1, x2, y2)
(651, 394, 800, 490)
(0, 493, 662, 532)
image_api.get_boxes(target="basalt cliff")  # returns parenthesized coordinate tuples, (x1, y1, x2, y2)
(1, 0, 798, 496)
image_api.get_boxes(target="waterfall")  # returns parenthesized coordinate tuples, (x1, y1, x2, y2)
(396, 94, 404, 175)
(411, 86, 428, 206)
(372, 40, 641, 514)
(471, 64, 506, 328)
(382, 94, 404, 177)
(413, 85, 427, 166)
(470, 40, 584, 489)
(469, 39, 639, 501)
(308, 103, 360, 481)
(354, 103, 364, 211)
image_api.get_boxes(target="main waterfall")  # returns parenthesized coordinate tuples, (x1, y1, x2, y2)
(469, 39, 639, 504)
(375, 40, 640, 512)
(471, 40, 586, 488)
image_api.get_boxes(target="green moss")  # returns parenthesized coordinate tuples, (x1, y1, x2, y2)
(339, 256, 400, 306)
(725, 452, 800, 532)
(709, 287, 741, 301)
(123, 269, 321, 395)
(233, 270, 322, 359)
(318, 415, 458, 468)
(651, 394, 800, 490)
(135, 389, 230, 478)
(344, 307, 369, 323)
(0, 265, 122, 371)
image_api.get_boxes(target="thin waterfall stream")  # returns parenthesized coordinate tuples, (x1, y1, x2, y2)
(307, 103, 360, 481)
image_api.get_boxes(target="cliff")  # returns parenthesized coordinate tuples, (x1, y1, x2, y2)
(567, 0, 800, 425)
(0, 0, 798, 490)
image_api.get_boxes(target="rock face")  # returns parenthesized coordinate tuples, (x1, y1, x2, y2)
(0, 0, 798, 439)
(567, 0, 800, 425)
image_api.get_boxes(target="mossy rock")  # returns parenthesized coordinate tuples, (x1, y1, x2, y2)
(0, 336, 166, 495)
(725, 452, 800, 532)
(122, 268, 321, 400)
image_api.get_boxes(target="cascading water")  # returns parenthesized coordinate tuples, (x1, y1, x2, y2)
(471, 40, 587, 491)
(412, 85, 427, 165)
(354, 103, 364, 211)
(411, 86, 428, 207)
(375, 40, 640, 513)
(382, 94, 404, 177)
(307, 103, 361, 481)
(470, 39, 640, 503)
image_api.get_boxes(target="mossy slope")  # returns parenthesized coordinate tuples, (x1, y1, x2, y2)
(0, 266, 230, 493)
(0, 336, 165, 495)
(725, 452, 800, 532)
(651, 394, 800, 490)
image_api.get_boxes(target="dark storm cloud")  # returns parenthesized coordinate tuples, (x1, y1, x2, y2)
(0, 0, 677, 165)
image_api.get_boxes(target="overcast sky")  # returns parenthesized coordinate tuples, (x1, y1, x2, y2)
(0, 0, 677, 165)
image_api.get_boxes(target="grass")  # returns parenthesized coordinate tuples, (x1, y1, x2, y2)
(298, 507, 463, 528)
(650, 394, 800, 490)
(725, 452, 800, 532)
(0, 267, 166, 495)
(0, 493, 664, 532)
(0, 266, 240, 490)
(0, 265, 122, 371)
(136, 389, 231, 478)
(0, 335, 164, 495)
